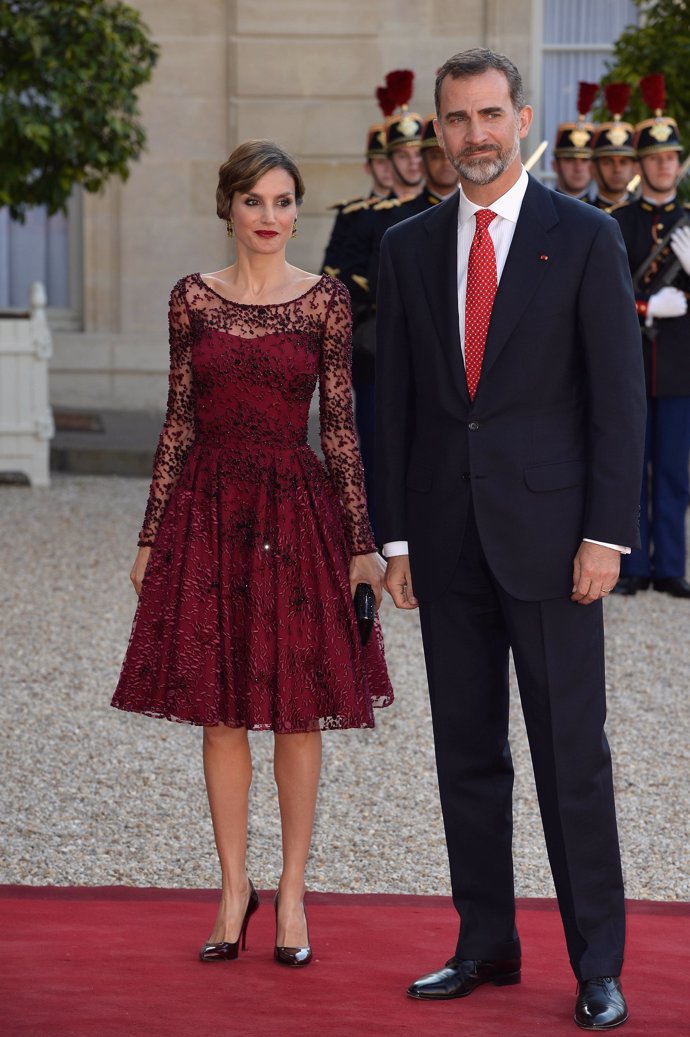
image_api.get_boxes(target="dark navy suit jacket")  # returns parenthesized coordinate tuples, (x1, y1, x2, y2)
(375, 175, 647, 602)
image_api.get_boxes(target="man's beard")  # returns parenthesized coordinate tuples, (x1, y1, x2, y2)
(451, 134, 520, 185)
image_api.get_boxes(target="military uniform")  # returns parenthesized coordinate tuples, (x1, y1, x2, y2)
(321, 123, 389, 278)
(365, 186, 446, 300)
(337, 109, 425, 539)
(590, 192, 632, 212)
(612, 197, 690, 395)
(336, 191, 396, 314)
(611, 109, 690, 589)
(321, 191, 382, 278)
(339, 116, 444, 309)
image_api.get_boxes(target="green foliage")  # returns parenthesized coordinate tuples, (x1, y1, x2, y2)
(0, 1, 159, 219)
(596, 0, 690, 150)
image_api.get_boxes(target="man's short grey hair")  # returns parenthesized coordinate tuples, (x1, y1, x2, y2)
(435, 48, 526, 116)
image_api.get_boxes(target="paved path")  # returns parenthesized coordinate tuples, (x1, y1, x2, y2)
(1, 475, 687, 900)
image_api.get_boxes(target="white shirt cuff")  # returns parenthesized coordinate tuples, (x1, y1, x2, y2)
(382, 541, 409, 557)
(384, 538, 629, 558)
(584, 538, 630, 554)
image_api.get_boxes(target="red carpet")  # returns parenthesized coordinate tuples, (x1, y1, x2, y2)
(0, 888, 687, 1037)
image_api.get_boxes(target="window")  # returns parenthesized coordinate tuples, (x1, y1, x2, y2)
(540, 0, 639, 183)
(0, 193, 82, 330)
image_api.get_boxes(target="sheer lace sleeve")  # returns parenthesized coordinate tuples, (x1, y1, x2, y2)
(138, 280, 196, 546)
(319, 279, 376, 555)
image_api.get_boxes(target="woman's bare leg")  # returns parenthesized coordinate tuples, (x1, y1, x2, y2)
(273, 730, 322, 946)
(202, 724, 253, 943)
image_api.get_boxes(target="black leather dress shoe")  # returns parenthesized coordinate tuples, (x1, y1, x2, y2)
(611, 577, 649, 596)
(575, 976, 628, 1030)
(407, 957, 521, 1000)
(652, 577, 690, 598)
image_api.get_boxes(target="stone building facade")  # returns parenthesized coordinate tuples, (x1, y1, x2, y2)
(45, 0, 635, 411)
(48, 0, 539, 410)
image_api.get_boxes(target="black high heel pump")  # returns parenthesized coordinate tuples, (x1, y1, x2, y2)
(199, 879, 260, 962)
(274, 891, 312, 968)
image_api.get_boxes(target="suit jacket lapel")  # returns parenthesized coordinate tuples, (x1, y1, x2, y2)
(418, 192, 470, 405)
(480, 176, 560, 383)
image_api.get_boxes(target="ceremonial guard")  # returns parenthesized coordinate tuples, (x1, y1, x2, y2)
(589, 83, 637, 211)
(375, 114, 458, 230)
(338, 75, 424, 304)
(551, 82, 596, 199)
(611, 73, 690, 597)
(337, 72, 424, 539)
(321, 117, 393, 278)
(365, 116, 458, 300)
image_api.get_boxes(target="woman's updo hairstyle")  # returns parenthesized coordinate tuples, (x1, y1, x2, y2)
(216, 139, 305, 220)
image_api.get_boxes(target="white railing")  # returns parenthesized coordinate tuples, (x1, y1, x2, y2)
(0, 282, 55, 486)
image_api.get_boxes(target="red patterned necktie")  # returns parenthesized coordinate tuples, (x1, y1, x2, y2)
(464, 208, 497, 400)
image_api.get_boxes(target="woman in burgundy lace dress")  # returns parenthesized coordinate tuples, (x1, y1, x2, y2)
(112, 140, 393, 967)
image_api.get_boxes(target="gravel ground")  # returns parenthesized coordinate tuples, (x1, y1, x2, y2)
(1, 474, 688, 899)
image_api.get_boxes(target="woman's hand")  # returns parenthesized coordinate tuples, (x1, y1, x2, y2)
(130, 546, 152, 597)
(349, 551, 387, 609)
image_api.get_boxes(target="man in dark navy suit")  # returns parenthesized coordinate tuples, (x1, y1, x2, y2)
(376, 49, 646, 1030)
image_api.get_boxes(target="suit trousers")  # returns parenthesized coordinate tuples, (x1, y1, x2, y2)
(621, 395, 690, 579)
(417, 501, 626, 980)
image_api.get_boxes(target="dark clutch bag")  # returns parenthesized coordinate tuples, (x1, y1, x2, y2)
(354, 582, 376, 646)
(351, 314, 377, 359)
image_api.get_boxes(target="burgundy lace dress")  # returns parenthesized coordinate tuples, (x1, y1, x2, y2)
(111, 273, 393, 731)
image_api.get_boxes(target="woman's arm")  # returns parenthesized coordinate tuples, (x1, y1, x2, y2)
(319, 280, 383, 601)
(138, 280, 196, 547)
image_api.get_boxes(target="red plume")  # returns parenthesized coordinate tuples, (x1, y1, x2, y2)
(640, 73, 666, 113)
(577, 82, 598, 117)
(604, 82, 631, 118)
(376, 86, 396, 118)
(385, 69, 414, 109)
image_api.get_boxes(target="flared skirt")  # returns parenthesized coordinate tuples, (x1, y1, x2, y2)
(111, 442, 393, 731)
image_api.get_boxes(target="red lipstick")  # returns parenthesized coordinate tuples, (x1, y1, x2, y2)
(255, 230, 279, 238)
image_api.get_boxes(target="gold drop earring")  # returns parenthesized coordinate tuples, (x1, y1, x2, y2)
(226, 219, 234, 238)
(291, 220, 298, 239)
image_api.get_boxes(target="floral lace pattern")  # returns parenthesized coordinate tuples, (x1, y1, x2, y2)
(139, 273, 375, 555)
(112, 274, 392, 731)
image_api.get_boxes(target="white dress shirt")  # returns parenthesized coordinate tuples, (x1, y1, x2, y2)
(457, 166, 528, 355)
(382, 168, 628, 559)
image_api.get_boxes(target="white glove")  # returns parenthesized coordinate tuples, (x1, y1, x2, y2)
(670, 225, 690, 275)
(646, 285, 688, 326)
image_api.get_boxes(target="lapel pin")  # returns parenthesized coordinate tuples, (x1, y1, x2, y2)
(539, 254, 549, 261)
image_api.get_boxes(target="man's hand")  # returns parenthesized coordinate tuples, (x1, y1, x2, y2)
(384, 554, 419, 610)
(571, 542, 620, 605)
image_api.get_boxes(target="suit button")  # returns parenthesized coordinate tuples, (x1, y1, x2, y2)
(468, 421, 480, 431)
(461, 472, 471, 481)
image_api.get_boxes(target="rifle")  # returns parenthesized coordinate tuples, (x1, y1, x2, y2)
(631, 150, 690, 298)
(632, 212, 690, 296)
